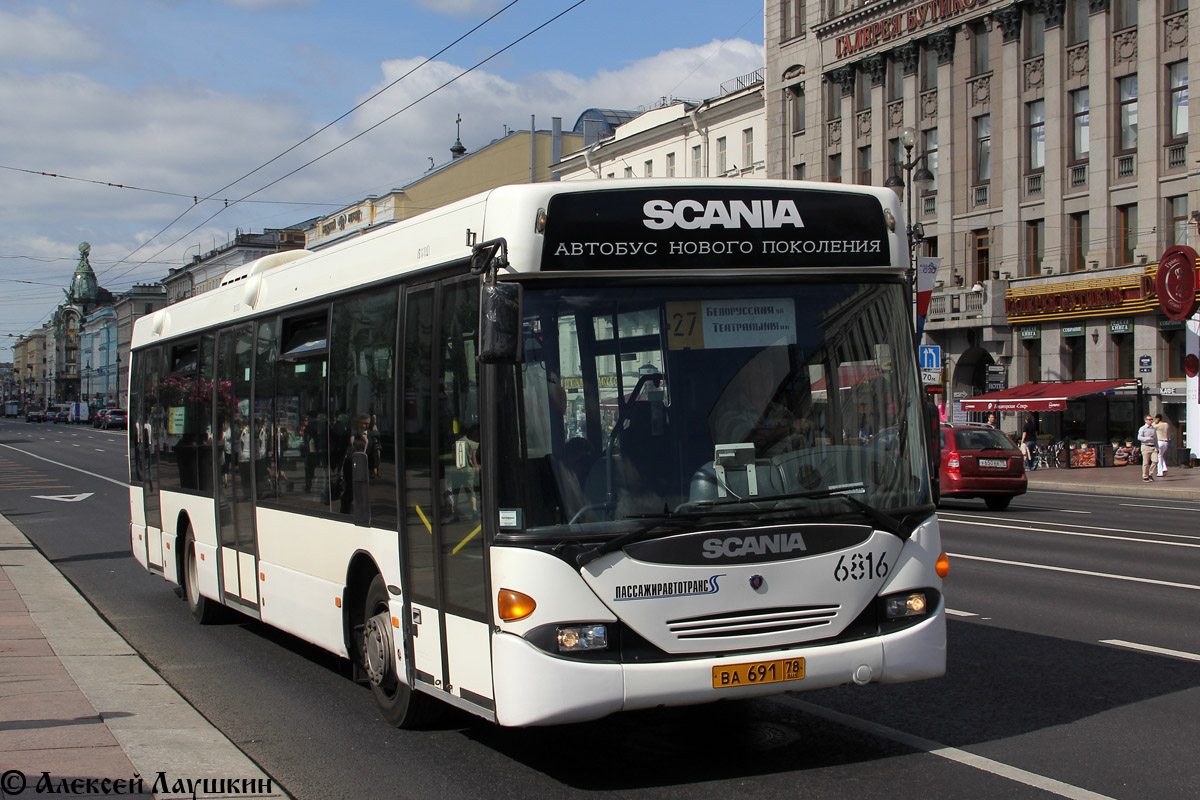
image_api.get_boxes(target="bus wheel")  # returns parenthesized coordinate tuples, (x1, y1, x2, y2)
(183, 528, 222, 624)
(362, 574, 440, 729)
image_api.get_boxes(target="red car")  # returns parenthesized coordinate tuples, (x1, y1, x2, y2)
(937, 422, 1027, 510)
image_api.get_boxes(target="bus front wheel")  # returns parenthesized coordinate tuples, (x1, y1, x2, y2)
(362, 574, 440, 729)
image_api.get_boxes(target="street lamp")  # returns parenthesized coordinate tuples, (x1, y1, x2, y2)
(885, 126, 936, 277)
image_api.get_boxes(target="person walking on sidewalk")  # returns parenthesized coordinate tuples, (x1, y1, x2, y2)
(1154, 414, 1171, 478)
(1137, 415, 1159, 482)
(1020, 414, 1037, 470)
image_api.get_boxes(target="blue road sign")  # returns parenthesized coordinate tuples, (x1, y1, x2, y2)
(919, 345, 941, 371)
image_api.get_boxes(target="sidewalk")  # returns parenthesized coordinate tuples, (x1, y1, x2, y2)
(0, 514, 288, 799)
(1024, 458, 1200, 500)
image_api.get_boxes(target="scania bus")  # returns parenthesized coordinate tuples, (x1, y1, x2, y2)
(128, 179, 947, 728)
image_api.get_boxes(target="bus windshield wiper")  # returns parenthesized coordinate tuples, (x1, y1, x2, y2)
(573, 515, 699, 568)
(689, 485, 910, 538)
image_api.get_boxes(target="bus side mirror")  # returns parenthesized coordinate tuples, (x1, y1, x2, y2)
(479, 282, 523, 364)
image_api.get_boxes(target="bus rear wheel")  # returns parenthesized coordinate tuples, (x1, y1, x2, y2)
(183, 528, 222, 624)
(362, 574, 440, 729)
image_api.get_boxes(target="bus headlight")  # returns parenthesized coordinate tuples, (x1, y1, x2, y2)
(557, 624, 608, 653)
(884, 592, 928, 619)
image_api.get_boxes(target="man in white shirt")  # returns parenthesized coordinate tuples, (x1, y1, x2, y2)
(1136, 415, 1158, 482)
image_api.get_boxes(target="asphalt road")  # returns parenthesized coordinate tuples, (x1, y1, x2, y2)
(2, 417, 1198, 799)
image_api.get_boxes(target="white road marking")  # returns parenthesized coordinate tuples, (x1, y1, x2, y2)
(0, 443, 127, 488)
(1100, 640, 1200, 663)
(948, 553, 1200, 592)
(939, 514, 1200, 545)
(1120, 502, 1200, 513)
(772, 696, 1116, 800)
(945, 608, 978, 617)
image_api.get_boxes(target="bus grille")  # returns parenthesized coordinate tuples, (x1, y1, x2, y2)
(667, 605, 839, 640)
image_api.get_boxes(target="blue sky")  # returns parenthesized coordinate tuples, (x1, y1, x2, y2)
(0, 0, 764, 359)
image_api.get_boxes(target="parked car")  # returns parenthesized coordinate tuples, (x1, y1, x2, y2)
(937, 422, 1027, 510)
(101, 408, 127, 430)
(25, 405, 46, 423)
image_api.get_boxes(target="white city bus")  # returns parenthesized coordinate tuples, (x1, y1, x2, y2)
(129, 179, 947, 728)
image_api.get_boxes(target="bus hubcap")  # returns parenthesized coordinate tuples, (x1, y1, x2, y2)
(362, 611, 393, 686)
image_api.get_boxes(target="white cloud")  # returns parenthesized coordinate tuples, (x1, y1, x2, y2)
(412, 0, 504, 17)
(0, 7, 105, 64)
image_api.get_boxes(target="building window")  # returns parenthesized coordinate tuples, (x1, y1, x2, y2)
(924, 128, 938, 194)
(855, 67, 870, 111)
(1164, 328, 1186, 379)
(1168, 62, 1189, 141)
(1028, 100, 1045, 171)
(1027, 219, 1045, 276)
(716, 137, 727, 174)
(1025, 339, 1042, 383)
(789, 86, 806, 134)
(974, 115, 991, 183)
(1069, 212, 1089, 272)
(971, 22, 990, 75)
(853, 146, 869, 185)
(1116, 204, 1138, 264)
(624, 166, 633, 178)
(1026, 10, 1046, 58)
(1117, 75, 1138, 152)
(1068, 0, 1089, 45)
(1064, 336, 1086, 381)
(1114, 333, 1134, 379)
(743, 128, 754, 167)
(666, 152, 675, 178)
(1166, 0, 1188, 13)
(1071, 89, 1090, 162)
(828, 152, 842, 182)
(692, 145, 702, 177)
(920, 43, 938, 91)
(782, 0, 805, 40)
(644, 159, 653, 178)
(827, 80, 842, 120)
(886, 58, 903, 101)
(793, 163, 807, 180)
(1169, 196, 1188, 247)
(973, 229, 990, 284)
(1114, 0, 1137, 29)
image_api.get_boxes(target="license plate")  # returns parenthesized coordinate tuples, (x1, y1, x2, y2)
(979, 458, 1007, 468)
(713, 657, 805, 689)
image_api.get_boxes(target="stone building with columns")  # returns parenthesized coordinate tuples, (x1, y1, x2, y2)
(766, 0, 1198, 458)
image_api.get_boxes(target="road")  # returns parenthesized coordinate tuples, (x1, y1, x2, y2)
(2, 417, 1198, 799)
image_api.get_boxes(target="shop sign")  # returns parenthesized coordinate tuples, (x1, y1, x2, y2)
(833, 0, 992, 60)
(1139, 355, 1152, 373)
(1108, 318, 1133, 334)
(1158, 318, 1186, 330)
(1155, 245, 1200, 321)
(1062, 324, 1085, 337)
(1018, 325, 1040, 340)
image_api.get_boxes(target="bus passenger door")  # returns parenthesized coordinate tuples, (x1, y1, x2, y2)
(401, 279, 493, 714)
(214, 323, 259, 613)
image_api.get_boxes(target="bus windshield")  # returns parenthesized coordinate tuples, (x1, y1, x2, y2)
(494, 279, 930, 537)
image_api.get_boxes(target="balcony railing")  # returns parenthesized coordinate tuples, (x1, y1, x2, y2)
(1114, 154, 1135, 180)
(1166, 143, 1186, 170)
(1069, 164, 1087, 188)
(973, 185, 989, 208)
(1026, 174, 1043, 196)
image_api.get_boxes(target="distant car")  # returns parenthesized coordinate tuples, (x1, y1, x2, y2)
(101, 409, 127, 430)
(937, 422, 1027, 510)
(93, 408, 111, 428)
(25, 405, 46, 423)
(49, 406, 69, 423)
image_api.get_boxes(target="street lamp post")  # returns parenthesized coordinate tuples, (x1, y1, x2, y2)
(884, 126, 935, 345)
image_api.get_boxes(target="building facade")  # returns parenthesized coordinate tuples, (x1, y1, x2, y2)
(766, 0, 1198, 458)
(163, 228, 307, 304)
(557, 71, 767, 181)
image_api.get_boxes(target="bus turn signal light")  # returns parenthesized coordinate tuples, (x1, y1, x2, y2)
(498, 589, 536, 622)
(936, 552, 950, 578)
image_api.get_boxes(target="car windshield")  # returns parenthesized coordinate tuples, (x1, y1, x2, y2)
(494, 280, 931, 539)
(954, 428, 1018, 452)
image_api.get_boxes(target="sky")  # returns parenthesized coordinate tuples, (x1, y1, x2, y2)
(0, 0, 765, 360)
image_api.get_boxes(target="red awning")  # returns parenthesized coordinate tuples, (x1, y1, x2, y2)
(959, 380, 1139, 412)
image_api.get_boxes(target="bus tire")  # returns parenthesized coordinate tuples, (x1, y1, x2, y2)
(362, 574, 440, 729)
(183, 528, 222, 624)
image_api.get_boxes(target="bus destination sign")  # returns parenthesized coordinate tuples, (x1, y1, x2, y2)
(540, 188, 892, 271)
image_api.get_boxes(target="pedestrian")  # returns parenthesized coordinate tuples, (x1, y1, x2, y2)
(1137, 414, 1158, 482)
(1153, 414, 1171, 478)
(985, 412, 997, 428)
(1020, 414, 1037, 470)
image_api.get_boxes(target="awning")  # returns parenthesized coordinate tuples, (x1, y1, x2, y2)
(959, 379, 1139, 412)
